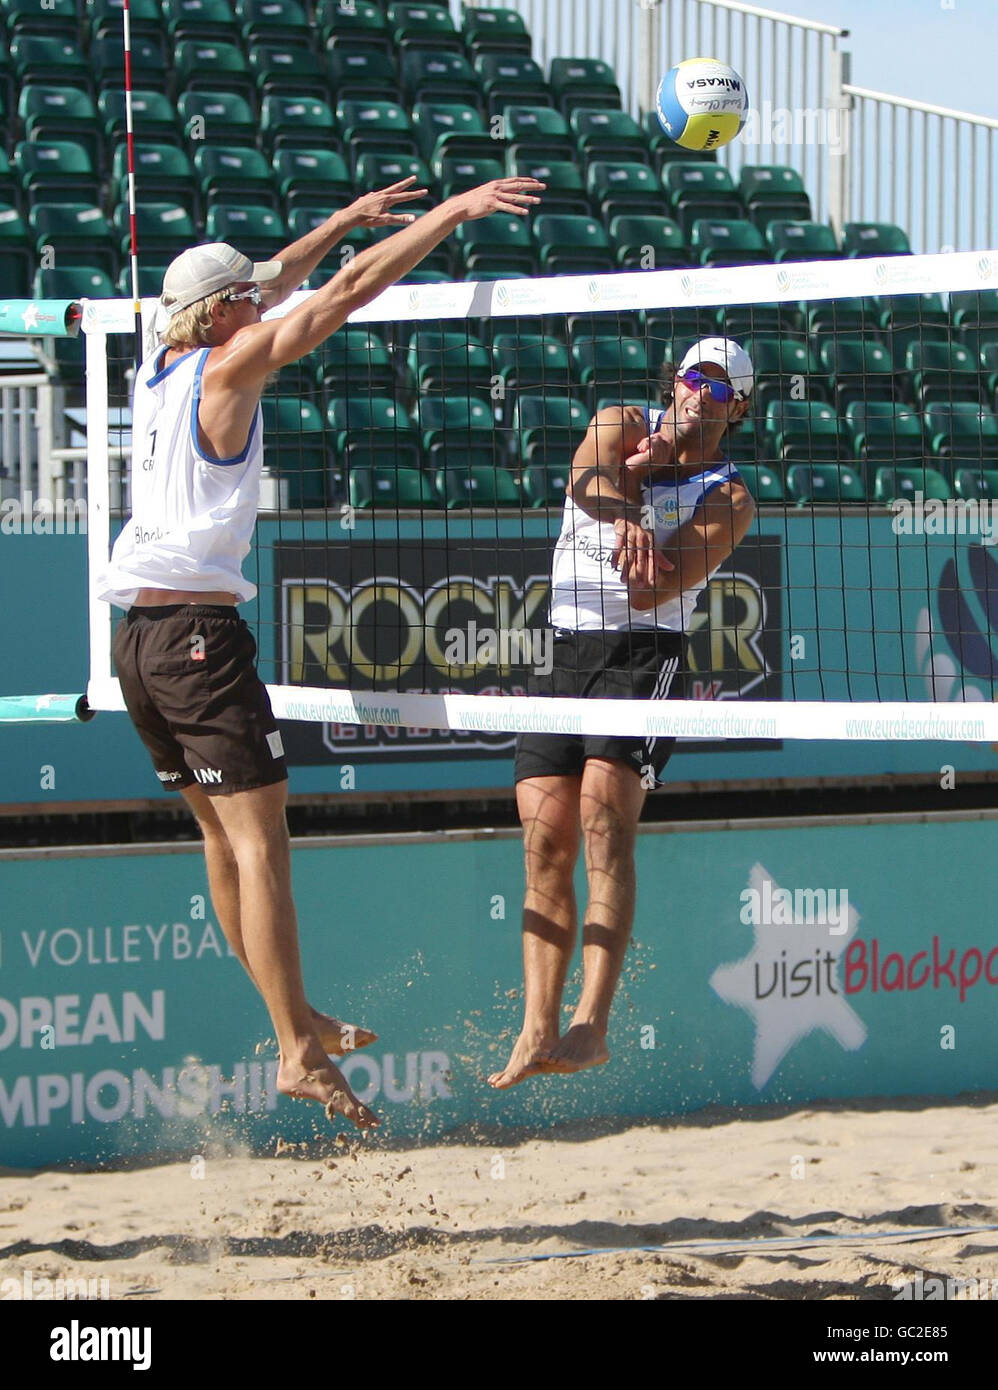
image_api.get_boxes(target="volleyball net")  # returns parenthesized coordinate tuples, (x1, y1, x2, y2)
(83, 248, 998, 743)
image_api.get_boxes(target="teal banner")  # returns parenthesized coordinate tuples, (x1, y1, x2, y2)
(2, 817, 996, 1167)
(0, 300, 81, 337)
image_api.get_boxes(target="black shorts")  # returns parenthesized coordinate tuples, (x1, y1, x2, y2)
(513, 628, 686, 785)
(113, 605, 288, 796)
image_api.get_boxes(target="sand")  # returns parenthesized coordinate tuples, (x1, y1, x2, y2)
(3, 1096, 998, 1301)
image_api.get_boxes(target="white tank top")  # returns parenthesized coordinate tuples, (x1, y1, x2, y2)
(97, 346, 263, 609)
(549, 407, 741, 632)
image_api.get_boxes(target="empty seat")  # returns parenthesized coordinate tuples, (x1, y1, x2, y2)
(786, 463, 866, 504)
(873, 466, 951, 504)
(842, 222, 911, 257)
(766, 219, 841, 262)
(690, 217, 768, 267)
(533, 213, 612, 274)
(588, 161, 665, 220)
(474, 53, 550, 115)
(610, 214, 688, 271)
(549, 57, 621, 116)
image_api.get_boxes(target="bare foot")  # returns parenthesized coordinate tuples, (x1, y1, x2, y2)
(544, 1022, 610, 1075)
(277, 1056, 379, 1129)
(310, 1009, 377, 1057)
(487, 1030, 559, 1089)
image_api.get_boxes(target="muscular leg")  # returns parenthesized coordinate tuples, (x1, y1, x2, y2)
(488, 774, 581, 1088)
(546, 757, 646, 1074)
(181, 785, 376, 1058)
(186, 781, 377, 1128)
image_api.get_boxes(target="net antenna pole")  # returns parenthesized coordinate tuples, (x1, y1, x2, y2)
(122, 0, 142, 369)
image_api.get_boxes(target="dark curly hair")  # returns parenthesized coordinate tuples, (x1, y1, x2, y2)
(657, 360, 752, 437)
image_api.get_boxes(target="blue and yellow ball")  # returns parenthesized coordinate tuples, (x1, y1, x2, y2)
(655, 58, 749, 152)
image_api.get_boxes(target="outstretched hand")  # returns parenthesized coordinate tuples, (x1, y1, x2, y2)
(347, 176, 429, 227)
(623, 428, 676, 473)
(452, 176, 546, 221)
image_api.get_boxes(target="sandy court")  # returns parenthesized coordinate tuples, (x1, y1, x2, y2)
(2, 1095, 998, 1300)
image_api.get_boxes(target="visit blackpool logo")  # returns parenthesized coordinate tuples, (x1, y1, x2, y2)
(710, 862, 866, 1088)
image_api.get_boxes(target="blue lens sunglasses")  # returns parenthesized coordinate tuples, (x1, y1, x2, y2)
(676, 367, 737, 404)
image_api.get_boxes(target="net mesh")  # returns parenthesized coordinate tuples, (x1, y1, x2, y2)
(88, 250, 998, 744)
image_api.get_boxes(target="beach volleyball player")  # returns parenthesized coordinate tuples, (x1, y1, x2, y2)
(490, 339, 756, 1088)
(96, 175, 545, 1129)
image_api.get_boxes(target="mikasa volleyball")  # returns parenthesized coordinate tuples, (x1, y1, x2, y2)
(656, 58, 749, 151)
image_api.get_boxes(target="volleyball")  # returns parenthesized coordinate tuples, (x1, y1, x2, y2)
(655, 57, 749, 152)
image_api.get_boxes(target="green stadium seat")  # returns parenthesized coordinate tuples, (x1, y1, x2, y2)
(643, 110, 719, 173)
(402, 51, 480, 107)
(463, 7, 532, 59)
(925, 402, 998, 461)
(355, 151, 432, 206)
(508, 157, 589, 216)
(261, 396, 328, 507)
(337, 100, 417, 162)
(643, 307, 719, 363)
(10, 36, 90, 89)
(178, 91, 257, 149)
(406, 330, 493, 395)
(455, 214, 536, 276)
(111, 144, 197, 218)
(737, 165, 811, 232)
(175, 40, 254, 101)
(610, 214, 687, 271)
(101, 90, 181, 152)
(273, 149, 353, 212)
(873, 467, 951, 504)
(29, 202, 115, 277)
(818, 337, 897, 409)
(571, 337, 649, 409)
(317, 326, 395, 394)
(905, 339, 983, 408)
(845, 401, 924, 473)
(205, 205, 288, 259)
(35, 266, 115, 300)
(951, 290, 998, 354)
(412, 103, 495, 163)
(435, 458, 520, 508)
(664, 161, 741, 238)
(249, 43, 328, 101)
(741, 335, 824, 416)
(118, 262, 171, 296)
(236, 0, 311, 47)
(842, 222, 911, 258)
(14, 141, 100, 206)
(786, 463, 866, 504)
(492, 335, 573, 396)
(115, 203, 196, 260)
(196, 146, 279, 210)
(804, 297, 879, 339)
(19, 87, 101, 168)
(261, 96, 338, 155)
(284, 207, 349, 283)
(718, 303, 802, 339)
(549, 57, 621, 117)
(871, 292, 951, 367)
(763, 399, 843, 464)
(326, 397, 420, 469)
(327, 49, 401, 105)
(766, 219, 842, 262)
(952, 467, 998, 501)
(433, 155, 505, 198)
(980, 340, 998, 407)
(319, 0, 389, 52)
(92, 36, 169, 94)
(571, 108, 648, 165)
(533, 213, 612, 274)
(736, 463, 785, 503)
(2, 0, 78, 40)
(349, 464, 440, 510)
(514, 393, 588, 459)
(503, 105, 573, 163)
(520, 459, 571, 507)
(0, 204, 33, 297)
(88, 0, 164, 42)
(388, 3, 462, 54)
(588, 161, 665, 220)
(474, 53, 551, 115)
(163, 0, 239, 42)
(690, 217, 768, 267)
(416, 395, 494, 453)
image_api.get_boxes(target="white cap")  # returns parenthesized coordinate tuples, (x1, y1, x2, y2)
(677, 336, 754, 399)
(160, 243, 283, 317)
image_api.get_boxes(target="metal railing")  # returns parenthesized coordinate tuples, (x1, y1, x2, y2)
(0, 375, 67, 510)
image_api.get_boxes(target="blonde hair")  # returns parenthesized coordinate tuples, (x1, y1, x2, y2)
(160, 289, 229, 349)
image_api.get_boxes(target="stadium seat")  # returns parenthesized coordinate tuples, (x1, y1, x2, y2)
(463, 7, 532, 59)
(14, 141, 100, 207)
(549, 57, 621, 117)
(316, 326, 396, 395)
(111, 144, 197, 218)
(34, 266, 115, 300)
(10, 35, 90, 89)
(402, 51, 480, 107)
(610, 214, 688, 271)
(503, 105, 574, 163)
(664, 162, 741, 238)
(273, 149, 353, 212)
(474, 54, 551, 115)
(29, 202, 115, 277)
(433, 155, 505, 198)
(905, 340, 983, 408)
(690, 218, 769, 267)
(643, 308, 719, 364)
(925, 402, 998, 462)
(415, 395, 494, 453)
(19, 87, 101, 169)
(846, 401, 925, 473)
(388, 3, 462, 54)
(842, 222, 912, 258)
(818, 338, 897, 410)
(455, 214, 535, 276)
(174, 40, 254, 101)
(514, 393, 589, 459)
(249, 43, 328, 101)
(92, 35, 168, 93)
(326, 397, 420, 470)
(236, 0, 311, 47)
(0, 204, 33, 298)
(786, 463, 866, 504)
(736, 463, 785, 503)
(952, 467, 998, 502)
(718, 303, 803, 339)
(737, 165, 811, 232)
(2, 0, 79, 41)
(196, 146, 279, 210)
(741, 336, 823, 415)
(872, 291, 951, 366)
(319, 0, 389, 52)
(572, 108, 648, 166)
(349, 464, 440, 510)
(873, 467, 951, 504)
(102, 90, 182, 152)
(407, 330, 493, 395)
(766, 219, 842, 262)
(326, 49, 401, 105)
(163, 0, 239, 43)
(643, 110, 718, 173)
(492, 334, 573, 397)
(115, 202, 196, 260)
(205, 205, 288, 259)
(520, 459, 571, 507)
(980, 341, 998, 407)
(178, 91, 257, 149)
(88, 0, 163, 42)
(533, 213, 612, 274)
(588, 161, 665, 220)
(507, 157, 588, 216)
(261, 96, 338, 155)
(763, 399, 843, 464)
(118, 263, 170, 296)
(951, 290, 998, 354)
(355, 151, 432, 208)
(337, 100, 417, 162)
(261, 396, 328, 507)
(571, 337, 650, 409)
(435, 457, 520, 508)
(413, 103, 495, 163)
(805, 297, 879, 339)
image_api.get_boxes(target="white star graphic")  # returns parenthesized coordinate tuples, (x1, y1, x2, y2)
(21, 304, 41, 331)
(710, 862, 867, 1088)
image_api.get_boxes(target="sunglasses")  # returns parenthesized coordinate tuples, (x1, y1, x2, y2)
(676, 368, 737, 404)
(222, 285, 263, 306)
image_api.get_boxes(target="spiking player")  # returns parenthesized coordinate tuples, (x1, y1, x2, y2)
(97, 176, 545, 1129)
(490, 339, 756, 1087)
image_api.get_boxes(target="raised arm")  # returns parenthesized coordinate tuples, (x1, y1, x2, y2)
(627, 481, 756, 610)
